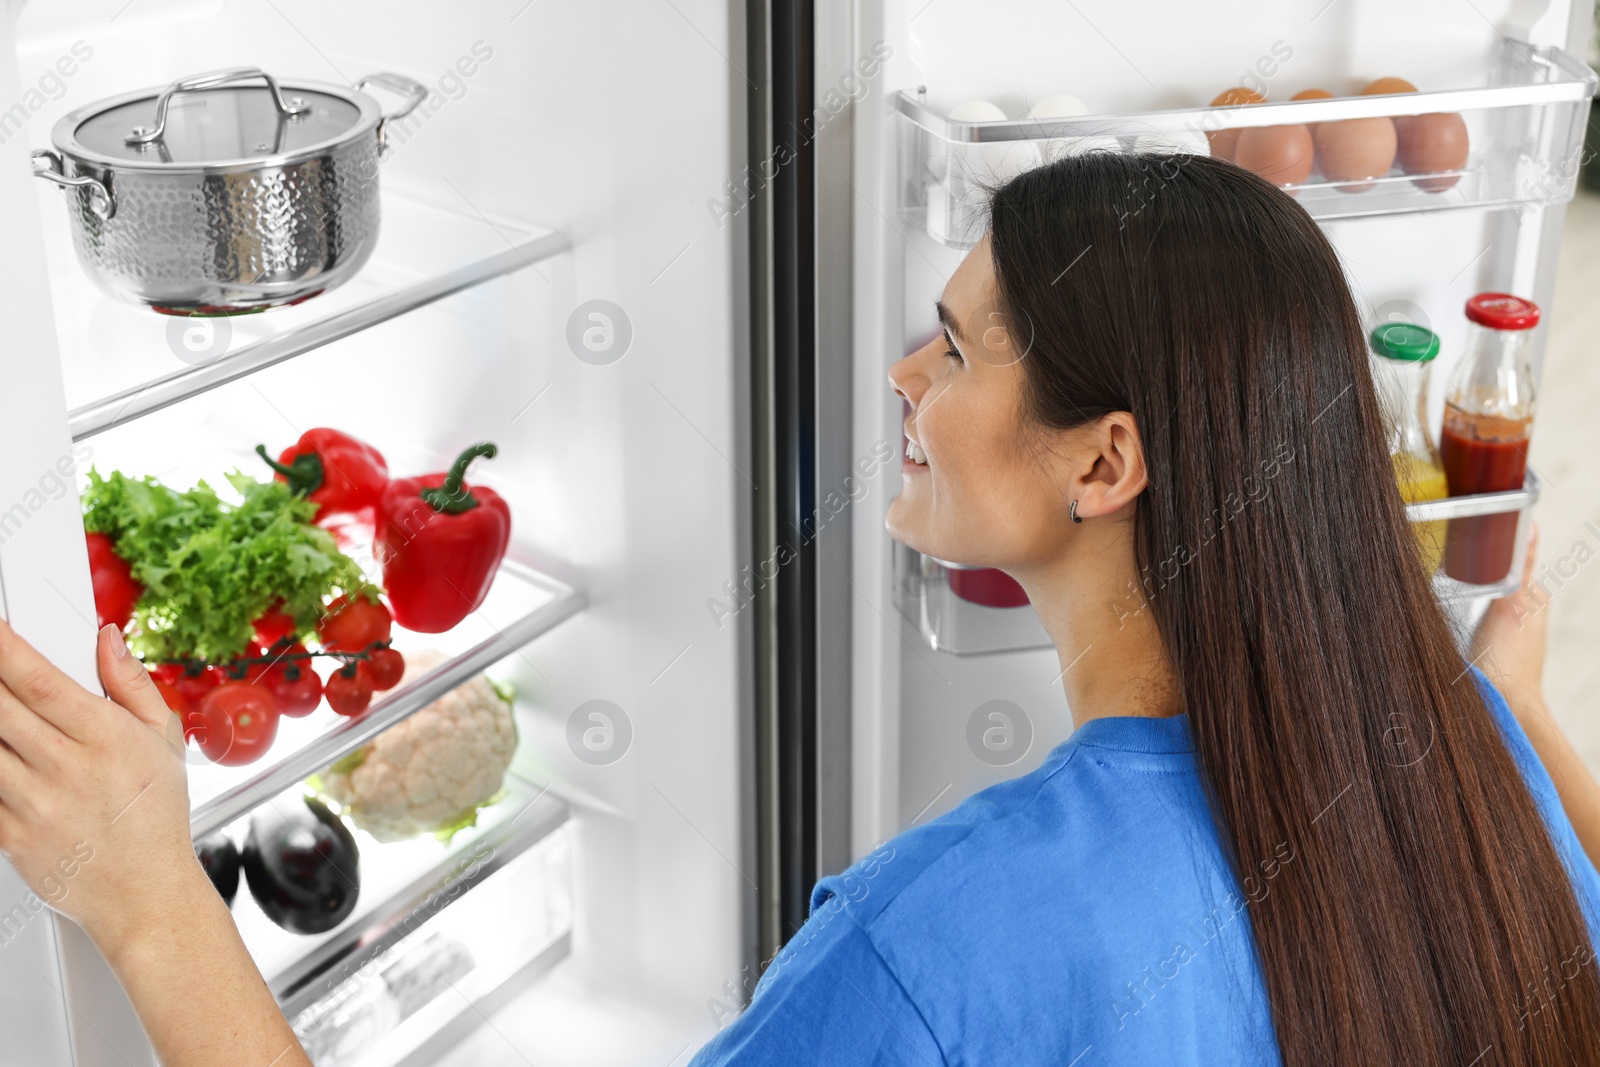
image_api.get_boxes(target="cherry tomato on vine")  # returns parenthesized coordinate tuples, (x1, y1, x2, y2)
(223, 643, 272, 685)
(366, 647, 405, 691)
(317, 595, 392, 653)
(173, 665, 221, 709)
(253, 602, 298, 648)
(192, 682, 280, 766)
(85, 532, 143, 630)
(152, 677, 190, 727)
(323, 662, 374, 717)
(266, 659, 323, 718)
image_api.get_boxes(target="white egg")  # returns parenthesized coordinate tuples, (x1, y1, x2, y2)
(927, 101, 1007, 181)
(1026, 94, 1090, 118)
(1132, 129, 1211, 156)
(943, 99, 1043, 185)
(949, 99, 1009, 122)
(1026, 93, 1119, 160)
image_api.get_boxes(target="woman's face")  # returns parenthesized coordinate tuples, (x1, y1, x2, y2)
(886, 236, 1082, 569)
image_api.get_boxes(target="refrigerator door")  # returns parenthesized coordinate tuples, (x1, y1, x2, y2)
(844, 0, 1595, 843)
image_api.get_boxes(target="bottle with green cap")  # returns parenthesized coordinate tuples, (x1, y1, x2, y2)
(1369, 321, 1448, 573)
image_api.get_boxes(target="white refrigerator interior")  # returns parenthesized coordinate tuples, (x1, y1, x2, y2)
(1, 1, 750, 1064)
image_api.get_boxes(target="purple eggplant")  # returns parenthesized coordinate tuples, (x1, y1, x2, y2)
(194, 832, 240, 907)
(243, 795, 360, 935)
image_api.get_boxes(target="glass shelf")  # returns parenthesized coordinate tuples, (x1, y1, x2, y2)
(187, 561, 585, 840)
(896, 40, 1597, 249)
(31, 183, 567, 440)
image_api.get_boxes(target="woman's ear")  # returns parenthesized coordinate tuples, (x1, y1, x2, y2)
(1071, 411, 1147, 521)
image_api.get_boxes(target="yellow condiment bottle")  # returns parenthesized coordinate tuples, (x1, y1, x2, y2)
(1369, 322, 1448, 574)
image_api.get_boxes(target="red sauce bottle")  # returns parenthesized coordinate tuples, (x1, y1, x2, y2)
(1439, 293, 1538, 586)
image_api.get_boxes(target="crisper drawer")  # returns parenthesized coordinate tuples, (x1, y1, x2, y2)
(895, 40, 1598, 249)
(223, 774, 574, 1067)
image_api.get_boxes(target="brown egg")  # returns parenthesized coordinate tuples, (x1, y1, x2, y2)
(1291, 88, 1334, 135)
(1356, 77, 1467, 192)
(1395, 112, 1469, 192)
(1234, 124, 1314, 192)
(1359, 77, 1419, 96)
(1207, 88, 1266, 161)
(1314, 117, 1397, 192)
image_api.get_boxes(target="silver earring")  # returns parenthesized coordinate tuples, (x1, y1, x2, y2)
(1070, 499, 1082, 524)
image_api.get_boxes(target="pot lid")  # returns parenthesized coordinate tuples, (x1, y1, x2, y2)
(56, 69, 380, 170)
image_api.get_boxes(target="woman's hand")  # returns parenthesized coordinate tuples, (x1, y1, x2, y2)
(0, 620, 202, 951)
(1470, 523, 1600, 872)
(0, 619, 310, 1067)
(1468, 522, 1549, 718)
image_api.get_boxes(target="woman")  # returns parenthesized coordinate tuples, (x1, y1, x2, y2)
(688, 153, 1600, 1064)
(0, 152, 1593, 1066)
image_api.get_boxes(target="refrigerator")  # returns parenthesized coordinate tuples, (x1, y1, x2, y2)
(0, 0, 1590, 1063)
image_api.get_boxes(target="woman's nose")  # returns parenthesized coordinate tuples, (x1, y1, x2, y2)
(888, 349, 928, 406)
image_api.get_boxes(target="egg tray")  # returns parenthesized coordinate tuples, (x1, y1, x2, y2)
(896, 40, 1597, 249)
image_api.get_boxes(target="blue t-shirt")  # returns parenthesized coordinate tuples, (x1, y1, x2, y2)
(690, 667, 1600, 1065)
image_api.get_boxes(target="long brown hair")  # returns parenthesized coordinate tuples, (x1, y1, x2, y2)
(987, 151, 1600, 1064)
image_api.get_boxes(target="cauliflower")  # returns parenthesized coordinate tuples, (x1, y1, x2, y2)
(320, 650, 518, 843)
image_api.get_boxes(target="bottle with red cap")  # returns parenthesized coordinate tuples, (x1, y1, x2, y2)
(1439, 292, 1539, 586)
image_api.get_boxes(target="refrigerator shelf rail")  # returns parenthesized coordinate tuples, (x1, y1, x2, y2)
(188, 561, 585, 840)
(66, 229, 570, 442)
(895, 471, 1541, 655)
(897, 41, 1598, 248)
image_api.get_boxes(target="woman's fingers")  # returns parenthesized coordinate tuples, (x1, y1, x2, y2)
(0, 740, 31, 811)
(96, 625, 173, 730)
(0, 617, 102, 742)
(0, 683, 71, 771)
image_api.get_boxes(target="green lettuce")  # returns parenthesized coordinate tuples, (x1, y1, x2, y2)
(82, 469, 379, 662)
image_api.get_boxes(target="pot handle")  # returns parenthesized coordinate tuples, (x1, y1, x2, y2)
(355, 73, 431, 154)
(31, 149, 113, 220)
(125, 67, 312, 146)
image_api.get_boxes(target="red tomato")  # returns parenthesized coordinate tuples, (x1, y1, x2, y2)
(151, 662, 183, 686)
(192, 682, 280, 766)
(152, 678, 191, 733)
(366, 648, 405, 691)
(85, 532, 143, 630)
(266, 659, 323, 718)
(253, 602, 298, 648)
(318, 595, 392, 653)
(323, 662, 374, 717)
(173, 665, 221, 708)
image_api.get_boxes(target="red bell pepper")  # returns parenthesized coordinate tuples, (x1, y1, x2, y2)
(376, 443, 511, 633)
(257, 428, 388, 522)
(85, 531, 143, 629)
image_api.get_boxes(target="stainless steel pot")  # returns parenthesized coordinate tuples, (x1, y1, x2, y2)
(32, 67, 427, 314)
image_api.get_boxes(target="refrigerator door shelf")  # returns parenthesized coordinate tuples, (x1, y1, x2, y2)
(897, 41, 1598, 249)
(894, 542, 1053, 655)
(31, 184, 568, 438)
(1407, 468, 1542, 600)
(187, 561, 586, 840)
